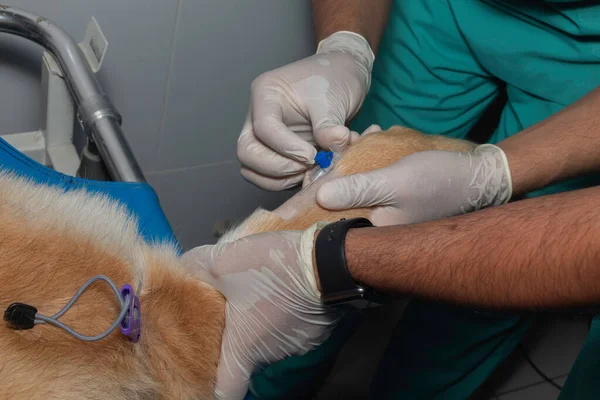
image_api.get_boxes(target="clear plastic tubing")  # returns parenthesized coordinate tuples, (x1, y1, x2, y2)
(300, 144, 342, 194)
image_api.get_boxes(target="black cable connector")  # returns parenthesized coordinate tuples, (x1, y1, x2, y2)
(4, 303, 38, 330)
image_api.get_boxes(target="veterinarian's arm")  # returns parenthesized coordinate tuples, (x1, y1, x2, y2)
(497, 85, 600, 197)
(339, 185, 600, 310)
(312, 0, 392, 54)
(237, 2, 391, 191)
(318, 85, 600, 224)
(317, 142, 512, 226)
(182, 226, 340, 400)
(183, 185, 600, 398)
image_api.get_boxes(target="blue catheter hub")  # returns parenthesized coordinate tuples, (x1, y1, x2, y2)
(314, 150, 333, 169)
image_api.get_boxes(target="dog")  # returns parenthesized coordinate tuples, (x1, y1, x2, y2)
(0, 125, 474, 399)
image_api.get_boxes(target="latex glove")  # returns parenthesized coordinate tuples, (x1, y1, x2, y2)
(238, 31, 375, 191)
(301, 124, 382, 188)
(181, 223, 339, 400)
(317, 144, 513, 226)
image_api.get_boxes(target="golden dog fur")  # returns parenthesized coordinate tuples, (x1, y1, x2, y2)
(0, 126, 474, 399)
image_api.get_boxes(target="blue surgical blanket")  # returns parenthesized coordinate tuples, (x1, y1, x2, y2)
(0, 137, 178, 249)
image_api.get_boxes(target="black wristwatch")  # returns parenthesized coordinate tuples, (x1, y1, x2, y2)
(314, 218, 388, 309)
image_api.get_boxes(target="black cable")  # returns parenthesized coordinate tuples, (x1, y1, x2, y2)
(518, 344, 562, 391)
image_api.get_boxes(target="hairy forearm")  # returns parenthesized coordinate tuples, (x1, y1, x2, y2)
(498, 86, 600, 197)
(311, 0, 392, 54)
(344, 186, 600, 310)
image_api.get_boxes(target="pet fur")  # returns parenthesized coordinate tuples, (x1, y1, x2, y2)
(0, 125, 473, 399)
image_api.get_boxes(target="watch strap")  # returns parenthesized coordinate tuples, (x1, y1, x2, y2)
(315, 218, 379, 307)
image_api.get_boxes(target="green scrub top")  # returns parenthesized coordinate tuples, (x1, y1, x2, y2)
(248, 1, 600, 399)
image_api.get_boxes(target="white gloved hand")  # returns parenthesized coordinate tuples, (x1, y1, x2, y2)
(181, 223, 339, 400)
(238, 31, 375, 191)
(317, 144, 513, 226)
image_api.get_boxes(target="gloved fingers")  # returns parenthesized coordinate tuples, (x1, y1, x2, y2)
(361, 124, 382, 136)
(213, 327, 253, 400)
(369, 206, 414, 227)
(180, 245, 219, 286)
(238, 114, 308, 178)
(312, 121, 353, 151)
(349, 124, 382, 142)
(305, 123, 381, 190)
(316, 169, 395, 210)
(237, 131, 308, 178)
(241, 167, 304, 191)
(251, 96, 317, 165)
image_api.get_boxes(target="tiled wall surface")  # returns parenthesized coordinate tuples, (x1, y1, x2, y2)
(0, 0, 313, 249)
(478, 316, 588, 399)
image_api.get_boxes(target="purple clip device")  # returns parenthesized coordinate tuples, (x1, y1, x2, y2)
(120, 284, 141, 343)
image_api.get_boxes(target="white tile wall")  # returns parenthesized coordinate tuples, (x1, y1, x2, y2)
(147, 0, 314, 249)
(0, 0, 314, 250)
(146, 161, 294, 250)
(0, 0, 179, 171)
(156, 0, 315, 171)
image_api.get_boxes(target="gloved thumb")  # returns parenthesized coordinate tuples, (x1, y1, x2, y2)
(317, 170, 393, 210)
(349, 124, 382, 144)
(312, 119, 353, 151)
(180, 244, 218, 286)
(349, 124, 382, 145)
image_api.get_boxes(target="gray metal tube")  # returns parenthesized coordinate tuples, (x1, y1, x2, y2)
(0, 5, 145, 182)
